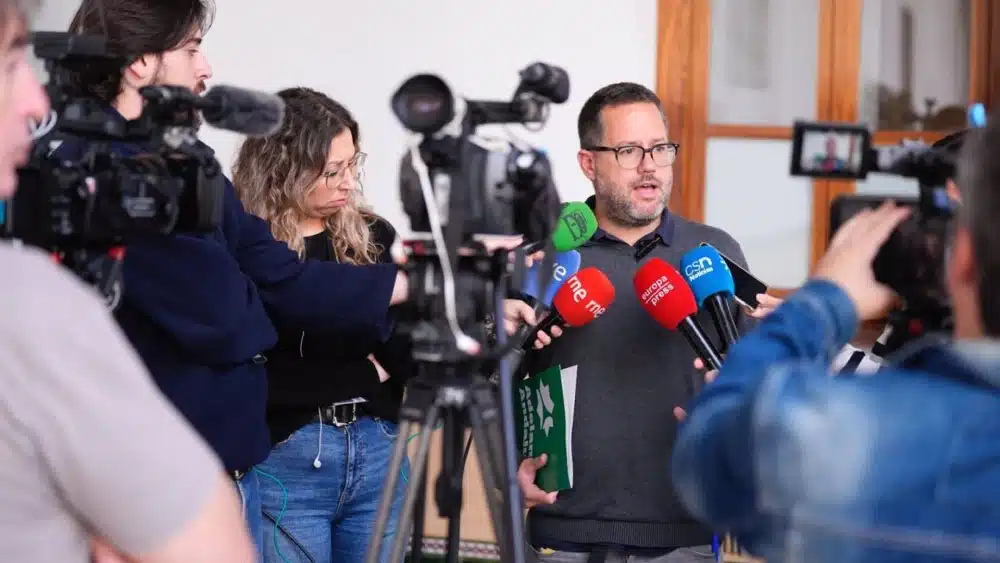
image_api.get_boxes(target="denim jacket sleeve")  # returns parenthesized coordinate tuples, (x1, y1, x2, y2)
(670, 279, 859, 529)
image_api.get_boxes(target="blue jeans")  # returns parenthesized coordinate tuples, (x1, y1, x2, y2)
(256, 418, 409, 563)
(236, 469, 265, 562)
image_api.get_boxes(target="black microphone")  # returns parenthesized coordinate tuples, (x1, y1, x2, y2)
(198, 85, 286, 136)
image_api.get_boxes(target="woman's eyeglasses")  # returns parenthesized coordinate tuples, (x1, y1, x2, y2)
(322, 152, 367, 189)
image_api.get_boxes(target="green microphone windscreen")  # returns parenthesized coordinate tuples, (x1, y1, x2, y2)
(552, 202, 598, 251)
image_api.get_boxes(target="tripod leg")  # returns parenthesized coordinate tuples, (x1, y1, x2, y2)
(364, 418, 413, 563)
(388, 405, 441, 563)
(467, 387, 517, 563)
(364, 418, 418, 563)
(409, 474, 427, 563)
(436, 408, 465, 563)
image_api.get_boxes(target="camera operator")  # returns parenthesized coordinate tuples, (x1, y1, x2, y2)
(0, 3, 254, 562)
(517, 82, 760, 563)
(671, 124, 1000, 561)
(57, 0, 406, 553)
(61, 1, 545, 557)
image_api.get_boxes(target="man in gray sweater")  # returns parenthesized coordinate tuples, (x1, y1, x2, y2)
(518, 82, 756, 563)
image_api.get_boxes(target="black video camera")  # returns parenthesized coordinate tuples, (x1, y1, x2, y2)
(1, 32, 281, 309)
(790, 120, 968, 353)
(389, 62, 568, 363)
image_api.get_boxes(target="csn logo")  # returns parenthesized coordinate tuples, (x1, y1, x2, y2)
(684, 256, 714, 281)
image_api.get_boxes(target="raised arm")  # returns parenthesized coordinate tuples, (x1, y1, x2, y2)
(223, 181, 405, 335)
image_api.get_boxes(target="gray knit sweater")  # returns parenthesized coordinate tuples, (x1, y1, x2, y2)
(524, 213, 754, 551)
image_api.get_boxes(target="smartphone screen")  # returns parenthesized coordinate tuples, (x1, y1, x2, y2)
(699, 243, 768, 309)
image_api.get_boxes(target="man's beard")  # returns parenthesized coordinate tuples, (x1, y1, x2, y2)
(595, 177, 668, 228)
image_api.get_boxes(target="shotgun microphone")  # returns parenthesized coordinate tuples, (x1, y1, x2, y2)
(198, 85, 286, 136)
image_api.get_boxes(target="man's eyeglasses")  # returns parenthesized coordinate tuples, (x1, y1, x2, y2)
(584, 142, 679, 169)
(321, 152, 367, 189)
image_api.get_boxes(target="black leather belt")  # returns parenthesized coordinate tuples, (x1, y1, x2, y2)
(315, 402, 374, 427)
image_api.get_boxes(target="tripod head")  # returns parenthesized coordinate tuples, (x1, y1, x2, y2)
(397, 236, 517, 364)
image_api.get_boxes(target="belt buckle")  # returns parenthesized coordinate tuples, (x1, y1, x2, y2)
(332, 403, 357, 427)
(231, 469, 245, 481)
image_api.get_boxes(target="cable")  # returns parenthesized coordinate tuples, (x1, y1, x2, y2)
(253, 468, 304, 563)
(401, 420, 444, 485)
(29, 110, 58, 140)
(312, 408, 324, 469)
(461, 434, 473, 471)
(407, 140, 478, 355)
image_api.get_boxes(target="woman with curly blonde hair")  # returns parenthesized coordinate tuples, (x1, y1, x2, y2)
(233, 87, 411, 563)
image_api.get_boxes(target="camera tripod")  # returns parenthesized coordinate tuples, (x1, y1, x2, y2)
(364, 362, 528, 563)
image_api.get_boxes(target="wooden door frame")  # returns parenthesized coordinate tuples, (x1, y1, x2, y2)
(656, 0, 998, 292)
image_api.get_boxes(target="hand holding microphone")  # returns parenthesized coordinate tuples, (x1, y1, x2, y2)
(509, 266, 614, 363)
(506, 249, 581, 351)
(520, 249, 582, 310)
(633, 258, 724, 370)
(680, 245, 740, 352)
(502, 300, 563, 348)
(524, 266, 615, 349)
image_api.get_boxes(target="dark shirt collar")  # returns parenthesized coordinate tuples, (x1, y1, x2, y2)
(584, 195, 675, 247)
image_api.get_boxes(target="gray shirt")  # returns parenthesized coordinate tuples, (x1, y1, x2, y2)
(0, 243, 222, 562)
(525, 213, 753, 550)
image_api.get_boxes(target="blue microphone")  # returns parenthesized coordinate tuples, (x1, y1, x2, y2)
(511, 250, 581, 371)
(680, 244, 740, 352)
(541, 250, 581, 306)
(521, 250, 582, 308)
(969, 103, 987, 128)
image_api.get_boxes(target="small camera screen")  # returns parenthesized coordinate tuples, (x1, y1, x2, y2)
(799, 131, 864, 175)
(790, 121, 871, 180)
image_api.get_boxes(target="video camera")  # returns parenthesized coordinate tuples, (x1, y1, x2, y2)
(790, 115, 981, 354)
(367, 63, 569, 563)
(390, 62, 567, 363)
(1, 32, 283, 308)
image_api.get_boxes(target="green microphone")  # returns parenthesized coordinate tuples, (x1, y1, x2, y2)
(523, 201, 598, 253)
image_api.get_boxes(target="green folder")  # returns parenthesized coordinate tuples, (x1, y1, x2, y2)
(515, 364, 578, 492)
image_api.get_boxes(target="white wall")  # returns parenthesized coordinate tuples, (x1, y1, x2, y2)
(32, 0, 658, 236)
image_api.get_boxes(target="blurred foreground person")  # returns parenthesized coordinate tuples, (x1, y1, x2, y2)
(673, 121, 1000, 563)
(0, 2, 254, 562)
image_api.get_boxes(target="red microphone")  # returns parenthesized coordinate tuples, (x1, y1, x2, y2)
(520, 266, 615, 351)
(633, 258, 724, 370)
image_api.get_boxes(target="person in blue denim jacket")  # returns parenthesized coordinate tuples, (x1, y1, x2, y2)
(671, 121, 1000, 563)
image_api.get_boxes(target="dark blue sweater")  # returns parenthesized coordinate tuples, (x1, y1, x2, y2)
(55, 137, 398, 472)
